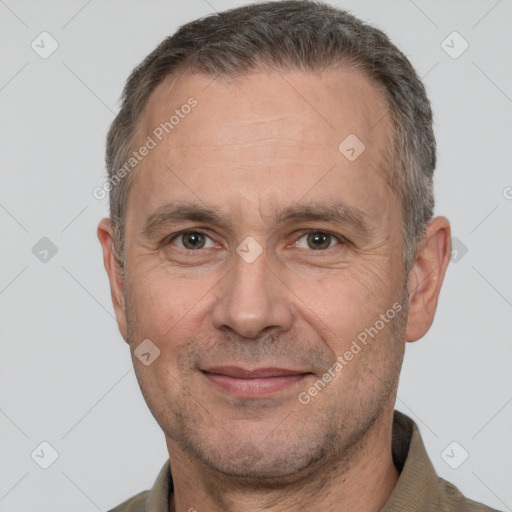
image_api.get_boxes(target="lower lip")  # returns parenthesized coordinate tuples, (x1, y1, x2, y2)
(203, 372, 308, 397)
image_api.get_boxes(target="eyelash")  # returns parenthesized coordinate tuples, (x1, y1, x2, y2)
(166, 229, 348, 251)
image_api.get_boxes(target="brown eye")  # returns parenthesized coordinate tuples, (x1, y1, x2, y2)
(295, 231, 339, 251)
(183, 232, 205, 249)
(306, 232, 332, 250)
(172, 231, 213, 250)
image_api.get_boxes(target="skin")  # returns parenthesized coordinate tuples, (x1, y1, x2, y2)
(98, 67, 451, 512)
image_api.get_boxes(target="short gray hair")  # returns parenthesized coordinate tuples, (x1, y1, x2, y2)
(106, 0, 435, 272)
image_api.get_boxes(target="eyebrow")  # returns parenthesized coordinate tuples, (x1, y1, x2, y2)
(271, 201, 372, 237)
(141, 200, 373, 239)
(141, 202, 225, 238)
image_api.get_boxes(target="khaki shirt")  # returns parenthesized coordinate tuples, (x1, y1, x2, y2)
(108, 411, 500, 512)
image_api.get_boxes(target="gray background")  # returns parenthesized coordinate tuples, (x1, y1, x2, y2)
(1, 0, 511, 510)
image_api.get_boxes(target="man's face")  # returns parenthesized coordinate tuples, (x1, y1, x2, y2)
(120, 68, 409, 478)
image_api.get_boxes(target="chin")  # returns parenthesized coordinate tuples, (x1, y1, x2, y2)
(174, 425, 340, 487)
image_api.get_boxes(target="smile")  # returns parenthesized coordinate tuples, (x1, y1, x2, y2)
(202, 366, 311, 397)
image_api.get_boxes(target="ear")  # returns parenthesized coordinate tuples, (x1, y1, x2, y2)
(405, 216, 451, 342)
(97, 218, 128, 342)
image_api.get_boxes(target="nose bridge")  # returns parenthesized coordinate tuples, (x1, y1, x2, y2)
(211, 247, 294, 339)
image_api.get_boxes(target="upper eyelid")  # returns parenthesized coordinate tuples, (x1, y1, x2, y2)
(293, 230, 347, 249)
(307, 229, 346, 241)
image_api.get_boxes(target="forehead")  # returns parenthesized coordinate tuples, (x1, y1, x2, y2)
(127, 66, 395, 228)
(140, 66, 391, 151)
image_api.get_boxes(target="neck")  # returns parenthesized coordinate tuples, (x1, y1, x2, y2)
(167, 409, 399, 512)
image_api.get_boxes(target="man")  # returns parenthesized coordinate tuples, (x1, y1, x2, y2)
(97, 1, 499, 511)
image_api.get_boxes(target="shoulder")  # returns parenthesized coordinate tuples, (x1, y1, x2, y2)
(436, 476, 503, 512)
(107, 490, 149, 512)
(106, 459, 171, 512)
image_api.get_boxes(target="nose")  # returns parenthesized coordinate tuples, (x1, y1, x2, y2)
(211, 247, 295, 339)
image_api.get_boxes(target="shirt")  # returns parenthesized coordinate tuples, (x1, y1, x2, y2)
(108, 410, 501, 512)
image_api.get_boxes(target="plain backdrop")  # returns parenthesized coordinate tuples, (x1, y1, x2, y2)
(1, 0, 511, 511)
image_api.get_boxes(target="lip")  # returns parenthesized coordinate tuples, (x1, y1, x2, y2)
(202, 366, 311, 397)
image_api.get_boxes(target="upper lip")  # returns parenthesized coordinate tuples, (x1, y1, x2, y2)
(202, 366, 310, 378)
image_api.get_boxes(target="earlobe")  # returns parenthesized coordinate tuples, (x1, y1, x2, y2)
(97, 218, 129, 342)
(405, 216, 451, 343)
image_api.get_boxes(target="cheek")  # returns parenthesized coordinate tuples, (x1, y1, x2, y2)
(125, 271, 210, 406)
(348, 259, 400, 310)
(124, 264, 215, 349)
(294, 260, 398, 330)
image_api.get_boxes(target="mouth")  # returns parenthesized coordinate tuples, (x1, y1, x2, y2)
(201, 366, 312, 398)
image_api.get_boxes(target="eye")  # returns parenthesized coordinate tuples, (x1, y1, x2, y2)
(295, 231, 341, 250)
(169, 231, 217, 250)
